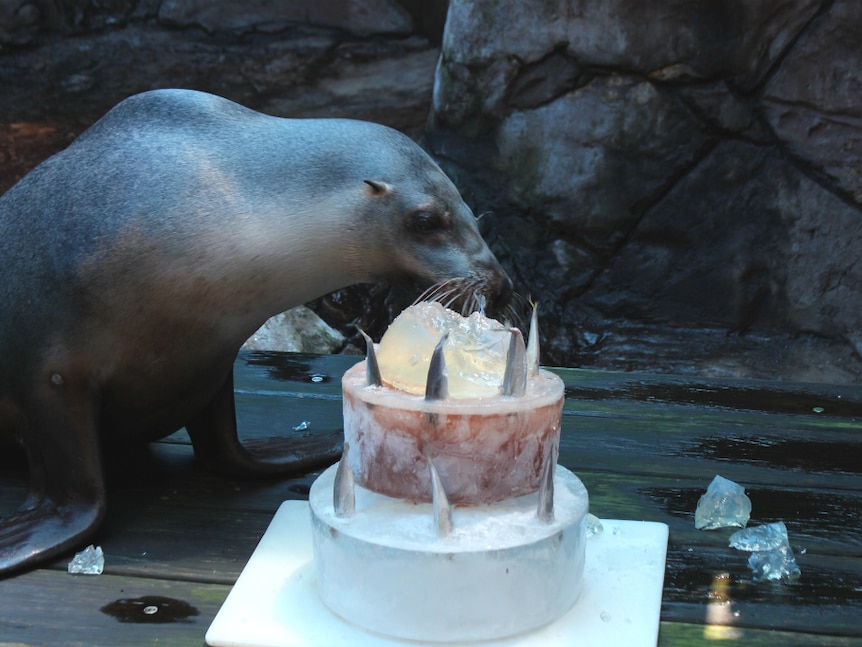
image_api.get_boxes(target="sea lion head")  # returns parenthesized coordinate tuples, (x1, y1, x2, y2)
(342, 128, 513, 316)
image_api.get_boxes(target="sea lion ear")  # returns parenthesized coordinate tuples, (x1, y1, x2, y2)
(364, 179, 392, 197)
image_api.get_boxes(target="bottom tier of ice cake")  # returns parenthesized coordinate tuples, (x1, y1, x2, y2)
(309, 463, 589, 643)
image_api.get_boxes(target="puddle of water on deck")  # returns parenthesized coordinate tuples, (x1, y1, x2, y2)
(100, 595, 199, 624)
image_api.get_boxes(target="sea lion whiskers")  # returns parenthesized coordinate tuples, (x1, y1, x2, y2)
(493, 291, 529, 329)
(412, 277, 463, 305)
(414, 276, 529, 330)
(412, 277, 497, 317)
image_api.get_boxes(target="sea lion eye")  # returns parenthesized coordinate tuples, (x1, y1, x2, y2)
(409, 209, 448, 234)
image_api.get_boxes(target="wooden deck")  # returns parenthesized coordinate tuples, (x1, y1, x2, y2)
(1, 351, 861, 646)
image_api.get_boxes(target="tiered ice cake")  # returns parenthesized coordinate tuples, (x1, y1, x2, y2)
(309, 302, 589, 642)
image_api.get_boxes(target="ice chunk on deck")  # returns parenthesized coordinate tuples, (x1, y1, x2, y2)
(68, 544, 104, 575)
(376, 301, 510, 398)
(694, 474, 751, 530)
(729, 521, 801, 581)
(729, 520, 787, 551)
(586, 513, 604, 537)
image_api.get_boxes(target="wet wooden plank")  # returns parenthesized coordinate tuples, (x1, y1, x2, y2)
(657, 621, 862, 646)
(232, 351, 862, 419)
(575, 470, 862, 555)
(661, 545, 862, 635)
(8, 432, 852, 566)
(1, 566, 854, 647)
(227, 354, 862, 499)
(558, 395, 861, 489)
(0, 568, 228, 646)
(558, 364, 862, 416)
(234, 351, 349, 399)
(5, 445, 859, 637)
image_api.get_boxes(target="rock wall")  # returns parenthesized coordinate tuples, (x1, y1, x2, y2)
(429, 0, 862, 376)
(0, 0, 430, 44)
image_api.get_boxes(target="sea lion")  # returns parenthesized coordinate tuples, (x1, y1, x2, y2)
(0, 89, 512, 576)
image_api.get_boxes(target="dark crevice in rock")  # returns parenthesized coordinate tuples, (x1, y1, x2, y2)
(547, 224, 606, 266)
(627, 138, 723, 221)
(505, 46, 592, 111)
(676, 83, 771, 144)
(731, 281, 773, 335)
(738, 0, 835, 96)
(593, 136, 722, 269)
(778, 146, 862, 215)
(752, 100, 862, 214)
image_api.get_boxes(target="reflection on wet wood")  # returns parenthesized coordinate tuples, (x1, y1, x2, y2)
(0, 351, 859, 645)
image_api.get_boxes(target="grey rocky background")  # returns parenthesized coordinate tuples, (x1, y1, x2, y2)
(1, 0, 860, 383)
(430, 0, 862, 383)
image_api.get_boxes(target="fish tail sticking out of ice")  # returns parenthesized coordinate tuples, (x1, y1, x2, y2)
(502, 327, 527, 397)
(425, 333, 449, 401)
(358, 328, 382, 387)
(333, 444, 355, 518)
(427, 454, 452, 537)
(537, 442, 557, 523)
(526, 300, 540, 378)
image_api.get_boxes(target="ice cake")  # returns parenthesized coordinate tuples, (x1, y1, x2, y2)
(309, 302, 588, 642)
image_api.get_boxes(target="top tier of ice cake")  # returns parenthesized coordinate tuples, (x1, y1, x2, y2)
(342, 301, 565, 504)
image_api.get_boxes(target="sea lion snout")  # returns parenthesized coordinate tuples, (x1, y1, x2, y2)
(369, 191, 513, 315)
(480, 262, 514, 315)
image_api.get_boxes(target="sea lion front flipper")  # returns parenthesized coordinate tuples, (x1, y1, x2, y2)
(0, 499, 103, 575)
(0, 385, 106, 576)
(185, 371, 342, 477)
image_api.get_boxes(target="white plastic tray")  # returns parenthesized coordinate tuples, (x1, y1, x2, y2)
(206, 501, 668, 647)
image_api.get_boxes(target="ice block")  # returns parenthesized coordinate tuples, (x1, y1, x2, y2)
(342, 360, 565, 504)
(310, 463, 589, 642)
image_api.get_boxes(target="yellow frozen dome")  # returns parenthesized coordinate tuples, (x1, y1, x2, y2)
(375, 301, 510, 399)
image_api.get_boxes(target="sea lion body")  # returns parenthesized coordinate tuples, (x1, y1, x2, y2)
(0, 89, 512, 575)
